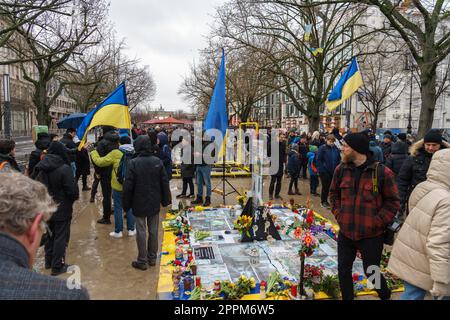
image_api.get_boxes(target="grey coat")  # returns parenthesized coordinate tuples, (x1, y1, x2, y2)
(0, 233, 89, 300)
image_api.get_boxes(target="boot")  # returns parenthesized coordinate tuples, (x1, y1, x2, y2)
(191, 196, 203, 205)
(288, 190, 295, 196)
(295, 189, 302, 195)
(203, 197, 211, 207)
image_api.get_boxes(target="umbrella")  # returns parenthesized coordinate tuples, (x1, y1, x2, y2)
(143, 117, 186, 125)
(57, 113, 86, 129)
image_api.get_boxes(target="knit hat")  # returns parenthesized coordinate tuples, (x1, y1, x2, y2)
(309, 145, 318, 153)
(397, 133, 407, 141)
(343, 133, 370, 155)
(383, 134, 393, 141)
(424, 130, 442, 144)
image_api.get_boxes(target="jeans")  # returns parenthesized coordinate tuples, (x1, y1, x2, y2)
(401, 282, 450, 300)
(112, 190, 135, 233)
(135, 214, 159, 265)
(196, 165, 212, 198)
(70, 162, 77, 177)
(337, 233, 391, 300)
(319, 172, 333, 204)
(310, 175, 319, 194)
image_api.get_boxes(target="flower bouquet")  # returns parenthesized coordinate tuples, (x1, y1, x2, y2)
(234, 215, 253, 239)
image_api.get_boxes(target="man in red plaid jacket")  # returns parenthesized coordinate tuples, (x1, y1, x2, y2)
(329, 132, 400, 300)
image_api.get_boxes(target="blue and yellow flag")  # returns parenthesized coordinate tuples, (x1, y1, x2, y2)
(77, 82, 131, 150)
(326, 58, 363, 112)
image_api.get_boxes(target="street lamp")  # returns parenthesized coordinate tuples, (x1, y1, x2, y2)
(2, 74, 12, 139)
(405, 56, 414, 135)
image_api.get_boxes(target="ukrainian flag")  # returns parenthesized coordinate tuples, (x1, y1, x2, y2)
(326, 58, 363, 112)
(77, 82, 131, 150)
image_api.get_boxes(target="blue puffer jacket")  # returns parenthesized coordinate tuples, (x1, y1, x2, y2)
(157, 132, 172, 180)
(287, 150, 301, 178)
(316, 144, 341, 177)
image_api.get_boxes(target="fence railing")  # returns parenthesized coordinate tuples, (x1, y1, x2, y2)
(0, 129, 66, 139)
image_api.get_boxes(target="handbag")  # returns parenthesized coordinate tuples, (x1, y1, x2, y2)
(384, 211, 404, 245)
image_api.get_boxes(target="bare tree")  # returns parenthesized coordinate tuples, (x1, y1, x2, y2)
(5, 0, 108, 125)
(357, 53, 407, 131)
(0, 0, 72, 61)
(215, 0, 388, 131)
(276, 0, 450, 137)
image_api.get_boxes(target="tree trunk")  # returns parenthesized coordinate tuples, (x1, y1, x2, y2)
(418, 65, 437, 139)
(308, 116, 320, 133)
(372, 112, 378, 133)
(34, 85, 51, 126)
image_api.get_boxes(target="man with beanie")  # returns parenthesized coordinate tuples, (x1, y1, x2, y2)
(380, 134, 393, 162)
(329, 132, 400, 300)
(316, 135, 341, 208)
(397, 130, 449, 214)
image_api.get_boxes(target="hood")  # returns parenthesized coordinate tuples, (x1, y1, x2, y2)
(157, 132, 168, 147)
(391, 141, 409, 155)
(35, 137, 51, 150)
(369, 141, 378, 148)
(103, 131, 120, 143)
(426, 149, 450, 189)
(410, 139, 450, 157)
(35, 154, 65, 173)
(0, 152, 12, 162)
(48, 141, 70, 165)
(119, 144, 135, 154)
(134, 135, 153, 155)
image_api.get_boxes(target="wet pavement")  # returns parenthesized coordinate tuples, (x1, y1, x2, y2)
(35, 175, 398, 300)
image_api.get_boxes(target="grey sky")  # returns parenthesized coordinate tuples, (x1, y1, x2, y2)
(110, 0, 225, 112)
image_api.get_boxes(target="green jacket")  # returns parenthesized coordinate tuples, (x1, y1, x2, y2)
(90, 149, 123, 192)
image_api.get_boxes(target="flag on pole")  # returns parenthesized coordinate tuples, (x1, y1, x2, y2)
(204, 49, 228, 139)
(77, 82, 131, 150)
(326, 58, 363, 112)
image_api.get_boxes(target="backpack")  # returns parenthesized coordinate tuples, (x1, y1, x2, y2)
(0, 161, 9, 172)
(336, 162, 384, 196)
(117, 150, 134, 185)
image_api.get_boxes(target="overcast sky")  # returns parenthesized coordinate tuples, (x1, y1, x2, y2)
(109, 0, 225, 112)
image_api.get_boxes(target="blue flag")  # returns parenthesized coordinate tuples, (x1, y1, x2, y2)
(204, 50, 228, 139)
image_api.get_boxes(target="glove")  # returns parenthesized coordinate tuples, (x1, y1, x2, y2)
(430, 282, 448, 298)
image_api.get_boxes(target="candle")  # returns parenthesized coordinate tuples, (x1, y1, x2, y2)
(291, 284, 298, 298)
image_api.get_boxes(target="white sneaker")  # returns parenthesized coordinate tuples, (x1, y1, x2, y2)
(128, 230, 136, 237)
(109, 231, 123, 239)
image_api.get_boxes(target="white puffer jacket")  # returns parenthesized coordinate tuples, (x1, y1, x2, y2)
(388, 149, 450, 297)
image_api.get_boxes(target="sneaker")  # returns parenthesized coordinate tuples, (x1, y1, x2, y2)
(187, 194, 196, 199)
(51, 264, 71, 276)
(97, 218, 111, 225)
(132, 261, 148, 271)
(109, 231, 123, 239)
(128, 230, 136, 237)
(176, 194, 187, 199)
(288, 191, 295, 196)
(320, 202, 331, 209)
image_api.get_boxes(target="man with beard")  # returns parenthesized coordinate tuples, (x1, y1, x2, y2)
(329, 132, 400, 300)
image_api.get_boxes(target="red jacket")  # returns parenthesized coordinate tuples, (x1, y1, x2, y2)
(329, 159, 400, 241)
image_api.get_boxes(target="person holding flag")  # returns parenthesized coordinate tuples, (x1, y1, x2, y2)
(77, 83, 132, 225)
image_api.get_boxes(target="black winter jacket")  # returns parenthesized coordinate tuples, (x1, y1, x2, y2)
(397, 139, 450, 208)
(123, 136, 171, 217)
(28, 137, 51, 176)
(386, 141, 409, 176)
(60, 134, 77, 163)
(32, 154, 79, 221)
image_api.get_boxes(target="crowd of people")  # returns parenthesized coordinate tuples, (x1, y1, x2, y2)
(0, 124, 449, 300)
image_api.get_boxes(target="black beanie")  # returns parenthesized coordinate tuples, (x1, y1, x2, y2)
(343, 133, 370, 155)
(424, 130, 442, 144)
(397, 133, 407, 141)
